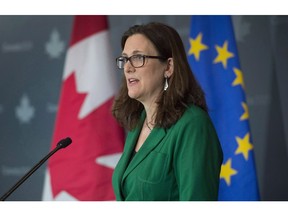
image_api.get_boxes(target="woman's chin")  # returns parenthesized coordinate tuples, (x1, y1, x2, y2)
(128, 92, 143, 101)
(128, 92, 138, 100)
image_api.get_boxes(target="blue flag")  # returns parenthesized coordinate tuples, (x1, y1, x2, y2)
(187, 15, 260, 200)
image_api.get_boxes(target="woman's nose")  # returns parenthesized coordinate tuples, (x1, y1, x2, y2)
(124, 61, 135, 73)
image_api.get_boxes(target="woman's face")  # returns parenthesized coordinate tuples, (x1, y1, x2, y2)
(122, 34, 167, 105)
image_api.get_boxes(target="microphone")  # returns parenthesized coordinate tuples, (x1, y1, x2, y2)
(0, 137, 72, 201)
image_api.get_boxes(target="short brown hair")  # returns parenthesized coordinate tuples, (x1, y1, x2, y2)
(112, 22, 207, 130)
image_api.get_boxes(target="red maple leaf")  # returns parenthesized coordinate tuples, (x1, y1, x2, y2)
(48, 72, 124, 200)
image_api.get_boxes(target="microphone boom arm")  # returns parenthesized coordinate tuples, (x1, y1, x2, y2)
(0, 137, 72, 201)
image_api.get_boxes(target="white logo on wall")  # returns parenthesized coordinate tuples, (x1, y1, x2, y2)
(15, 94, 35, 124)
(45, 29, 65, 58)
(46, 102, 58, 113)
(1, 41, 33, 53)
(1, 165, 30, 176)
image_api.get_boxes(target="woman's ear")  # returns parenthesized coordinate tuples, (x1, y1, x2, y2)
(165, 57, 174, 78)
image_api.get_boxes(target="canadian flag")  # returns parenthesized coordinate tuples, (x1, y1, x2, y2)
(42, 15, 124, 201)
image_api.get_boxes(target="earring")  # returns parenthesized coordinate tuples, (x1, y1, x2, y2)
(164, 76, 169, 91)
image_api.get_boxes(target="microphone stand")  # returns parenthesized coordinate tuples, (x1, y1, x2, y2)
(0, 137, 72, 201)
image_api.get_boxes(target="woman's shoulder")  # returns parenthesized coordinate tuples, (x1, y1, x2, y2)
(171, 104, 215, 134)
(183, 104, 208, 119)
(174, 104, 211, 127)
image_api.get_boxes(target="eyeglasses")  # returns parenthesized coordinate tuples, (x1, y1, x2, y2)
(116, 54, 167, 69)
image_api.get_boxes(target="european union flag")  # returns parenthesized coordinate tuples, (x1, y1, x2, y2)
(188, 15, 260, 200)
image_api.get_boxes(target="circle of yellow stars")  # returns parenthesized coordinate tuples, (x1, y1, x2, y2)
(188, 32, 254, 186)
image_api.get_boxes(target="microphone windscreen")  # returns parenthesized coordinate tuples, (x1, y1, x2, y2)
(57, 137, 72, 149)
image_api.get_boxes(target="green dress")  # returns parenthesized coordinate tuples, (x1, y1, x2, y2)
(112, 105, 223, 201)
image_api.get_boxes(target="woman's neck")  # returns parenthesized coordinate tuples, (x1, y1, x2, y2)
(144, 104, 157, 129)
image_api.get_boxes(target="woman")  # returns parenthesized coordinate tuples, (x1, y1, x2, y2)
(112, 22, 223, 201)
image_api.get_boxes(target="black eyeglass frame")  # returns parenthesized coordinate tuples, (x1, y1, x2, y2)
(116, 54, 167, 69)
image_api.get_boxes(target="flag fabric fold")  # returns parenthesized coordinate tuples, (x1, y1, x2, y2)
(42, 15, 124, 201)
(188, 15, 260, 200)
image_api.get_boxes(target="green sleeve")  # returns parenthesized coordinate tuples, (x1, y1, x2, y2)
(173, 112, 223, 201)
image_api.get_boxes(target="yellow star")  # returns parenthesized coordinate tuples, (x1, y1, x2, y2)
(188, 33, 209, 61)
(213, 41, 234, 69)
(235, 133, 254, 161)
(220, 158, 238, 186)
(232, 67, 245, 89)
(240, 102, 249, 121)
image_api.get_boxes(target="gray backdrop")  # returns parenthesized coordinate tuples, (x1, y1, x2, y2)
(0, 15, 287, 201)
